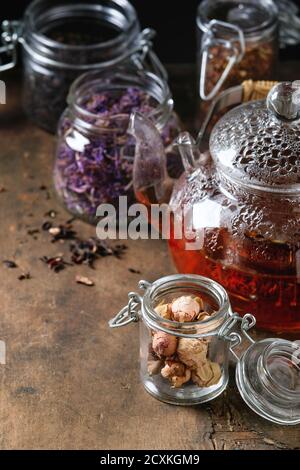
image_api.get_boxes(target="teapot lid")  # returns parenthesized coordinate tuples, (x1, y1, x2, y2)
(209, 82, 300, 192)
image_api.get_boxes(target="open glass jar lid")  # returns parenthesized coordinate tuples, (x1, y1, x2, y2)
(236, 338, 300, 425)
(110, 274, 300, 425)
(210, 82, 300, 192)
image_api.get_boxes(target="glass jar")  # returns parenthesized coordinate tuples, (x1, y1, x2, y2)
(53, 66, 181, 223)
(109, 274, 300, 425)
(196, 0, 279, 119)
(1, 0, 166, 133)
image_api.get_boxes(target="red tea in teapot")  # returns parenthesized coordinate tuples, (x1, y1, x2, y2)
(169, 226, 300, 334)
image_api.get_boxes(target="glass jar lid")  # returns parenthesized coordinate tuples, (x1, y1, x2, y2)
(236, 338, 300, 425)
(209, 82, 300, 193)
(197, 0, 278, 37)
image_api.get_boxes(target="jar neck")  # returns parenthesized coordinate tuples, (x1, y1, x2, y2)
(67, 68, 174, 136)
(22, 0, 140, 69)
(197, 0, 278, 44)
(141, 274, 231, 338)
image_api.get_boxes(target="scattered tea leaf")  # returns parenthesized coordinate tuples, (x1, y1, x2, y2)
(18, 272, 31, 281)
(27, 228, 40, 236)
(42, 221, 52, 231)
(128, 268, 141, 274)
(3, 260, 18, 268)
(40, 256, 72, 273)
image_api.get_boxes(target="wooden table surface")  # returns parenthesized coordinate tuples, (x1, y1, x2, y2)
(0, 64, 299, 451)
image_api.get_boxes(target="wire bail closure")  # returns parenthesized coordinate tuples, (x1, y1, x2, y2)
(109, 292, 142, 328)
(132, 28, 168, 81)
(218, 313, 256, 361)
(108, 280, 153, 329)
(0, 20, 22, 72)
(200, 19, 245, 101)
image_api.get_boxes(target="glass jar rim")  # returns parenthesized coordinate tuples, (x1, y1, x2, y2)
(197, 0, 278, 39)
(67, 67, 174, 134)
(23, 0, 139, 59)
(260, 340, 300, 398)
(141, 274, 231, 338)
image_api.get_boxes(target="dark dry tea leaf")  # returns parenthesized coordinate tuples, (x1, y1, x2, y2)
(40, 220, 126, 272)
(0, 186, 6, 193)
(27, 228, 40, 236)
(18, 272, 31, 281)
(128, 268, 141, 274)
(40, 256, 72, 273)
(69, 238, 126, 268)
(3, 260, 18, 268)
(65, 217, 76, 225)
(75, 275, 94, 286)
(42, 221, 52, 231)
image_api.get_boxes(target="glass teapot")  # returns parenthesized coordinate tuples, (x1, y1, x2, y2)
(129, 81, 300, 334)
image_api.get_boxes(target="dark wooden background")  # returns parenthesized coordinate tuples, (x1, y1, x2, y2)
(1, 0, 300, 63)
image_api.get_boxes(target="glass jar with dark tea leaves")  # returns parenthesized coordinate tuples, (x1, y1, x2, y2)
(53, 67, 181, 223)
(1, 0, 167, 132)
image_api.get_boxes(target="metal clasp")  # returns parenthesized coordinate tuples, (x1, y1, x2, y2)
(0, 20, 22, 72)
(109, 292, 142, 328)
(199, 19, 245, 101)
(132, 28, 168, 81)
(109, 280, 153, 329)
(218, 313, 256, 361)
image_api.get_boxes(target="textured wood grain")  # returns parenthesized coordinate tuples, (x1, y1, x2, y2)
(0, 65, 299, 450)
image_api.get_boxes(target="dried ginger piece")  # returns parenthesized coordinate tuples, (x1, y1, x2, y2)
(196, 311, 211, 322)
(155, 303, 172, 320)
(192, 361, 222, 387)
(194, 296, 205, 311)
(161, 360, 191, 388)
(177, 338, 208, 370)
(171, 296, 200, 322)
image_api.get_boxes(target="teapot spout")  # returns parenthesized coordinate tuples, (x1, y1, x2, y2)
(128, 112, 170, 204)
